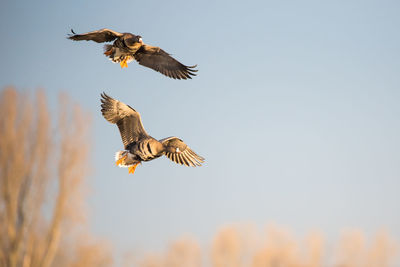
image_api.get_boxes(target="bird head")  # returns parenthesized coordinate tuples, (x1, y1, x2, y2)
(125, 35, 143, 48)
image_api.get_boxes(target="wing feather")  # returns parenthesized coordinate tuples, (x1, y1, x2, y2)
(160, 136, 204, 167)
(100, 93, 148, 148)
(134, 45, 197, 80)
(181, 154, 191, 166)
(177, 154, 183, 165)
(183, 151, 197, 167)
(68, 28, 122, 43)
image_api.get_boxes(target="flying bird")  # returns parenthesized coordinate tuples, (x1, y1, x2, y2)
(100, 93, 204, 175)
(68, 28, 198, 79)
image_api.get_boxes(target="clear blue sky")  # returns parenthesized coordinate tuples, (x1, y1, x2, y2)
(1, 0, 399, 259)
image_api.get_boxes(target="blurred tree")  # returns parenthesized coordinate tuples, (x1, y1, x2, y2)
(0, 87, 112, 267)
(137, 238, 201, 267)
(134, 225, 398, 267)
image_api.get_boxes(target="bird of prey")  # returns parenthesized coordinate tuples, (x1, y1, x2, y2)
(68, 28, 198, 79)
(100, 93, 204, 175)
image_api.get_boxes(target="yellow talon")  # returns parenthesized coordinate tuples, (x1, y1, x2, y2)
(120, 57, 129, 68)
(128, 163, 139, 175)
(115, 155, 127, 166)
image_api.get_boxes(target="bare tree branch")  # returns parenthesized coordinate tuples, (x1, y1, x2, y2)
(0, 87, 112, 267)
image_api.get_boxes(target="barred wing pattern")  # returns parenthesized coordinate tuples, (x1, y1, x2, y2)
(160, 137, 204, 167)
(100, 93, 148, 149)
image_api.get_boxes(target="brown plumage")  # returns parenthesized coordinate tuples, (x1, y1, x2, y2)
(100, 93, 204, 175)
(68, 28, 198, 79)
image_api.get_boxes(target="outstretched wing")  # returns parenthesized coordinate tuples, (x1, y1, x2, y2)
(100, 93, 148, 149)
(68, 28, 122, 43)
(134, 45, 197, 80)
(160, 137, 204, 167)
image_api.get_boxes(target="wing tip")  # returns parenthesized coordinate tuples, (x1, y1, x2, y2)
(67, 29, 78, 40)
(100, 92, 112, 100)
(100, 92, 114, 110)
(182, 64, 198, 79)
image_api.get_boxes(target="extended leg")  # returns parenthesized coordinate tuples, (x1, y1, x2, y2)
(120, 57, 129, 68)
(128, 162, 140, 175)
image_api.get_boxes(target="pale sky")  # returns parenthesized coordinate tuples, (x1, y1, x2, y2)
(1, 0, 399, 262)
